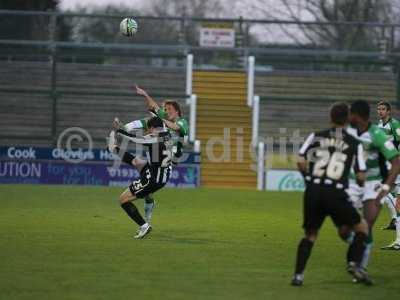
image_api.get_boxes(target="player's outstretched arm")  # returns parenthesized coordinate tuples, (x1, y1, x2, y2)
(117, 128, 158, 145)
(376, 156, 400, 204)
(112, 117, 147, 132)
(374, 130, 400, 203)
(355, 172, 366, 187)
(136, 85, 159, 111)
(297, 157, 307, 175)
(384, 156, 400, 189)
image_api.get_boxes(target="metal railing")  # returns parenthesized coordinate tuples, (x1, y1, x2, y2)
(2, 9, 400, 54)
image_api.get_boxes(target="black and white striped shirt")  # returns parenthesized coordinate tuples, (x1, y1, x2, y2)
(299, 127, 366, 189)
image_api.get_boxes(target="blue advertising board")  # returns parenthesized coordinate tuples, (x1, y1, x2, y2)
(0, 146, 200, 188)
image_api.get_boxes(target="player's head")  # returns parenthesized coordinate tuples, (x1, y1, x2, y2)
(147, 116, 164, 133)
(163, 100, 182, 120)
(350, 100, 370, 126)
(330, 102, 349, 127)
(377, 100, 391, 120)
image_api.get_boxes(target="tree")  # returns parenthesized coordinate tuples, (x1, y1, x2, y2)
(238, 0, 395, 50)
(0, 0, 57, 10)
(0, 0, 58, 40)
(65, 5, 137, 44)
(144, 0, 224, 18)
(66, 0, 227, 46)
(143, 0, 226, 45)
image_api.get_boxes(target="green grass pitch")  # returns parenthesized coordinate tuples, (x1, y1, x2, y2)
(0, 184, 399, 300)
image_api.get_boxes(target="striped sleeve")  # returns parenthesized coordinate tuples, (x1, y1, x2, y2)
(124, 119, 147, 131)
(117, 129, 159, 145)
(298, 133, 315, 157)
(353, 143, 367, 173)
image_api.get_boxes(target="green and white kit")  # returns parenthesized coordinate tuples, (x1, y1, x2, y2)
(378, 117, 400, 193)
(347, 124, 399, 207)
(123, 107, 189, 164)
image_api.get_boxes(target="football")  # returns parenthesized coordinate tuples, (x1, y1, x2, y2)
(120, 18, 138, 36)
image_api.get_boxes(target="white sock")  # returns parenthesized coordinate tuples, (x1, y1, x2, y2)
(144, 201, 154, 210)
(361, 243, 372, 270)
(396, 216, 400, 244)
(346, 232, 355, 244)
(141, 222, 149, 229)
(385, 194, 397, 219)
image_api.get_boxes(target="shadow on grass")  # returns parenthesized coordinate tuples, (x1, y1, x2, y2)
(150, 233, 233, 245)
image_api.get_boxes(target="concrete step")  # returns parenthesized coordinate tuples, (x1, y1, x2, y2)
(193, 87, 247, 95)
(197, 110, 250, 117)
(193, 82, 248, 90)
(196, 98, 247, 105)
(196, 94, 246, 101)
(197, 104, 251, 112)
(194, 71, 246, 78)
(193, 77, 246, 84)
(197, 116, 251, 125)
(197, 123, 252, 130)
(198, 131, 252, 136)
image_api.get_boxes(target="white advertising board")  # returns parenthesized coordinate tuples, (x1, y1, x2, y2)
(266, 170, 305, 191)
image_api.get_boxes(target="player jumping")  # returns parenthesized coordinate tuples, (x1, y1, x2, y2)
(291, 103, 369, 286)
(113, 86, 189, 224)
(135, 85, 189, 164)
(108, 116, 173, 239)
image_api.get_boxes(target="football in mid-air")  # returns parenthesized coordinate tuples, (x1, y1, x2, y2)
(120, 18, 138, 36)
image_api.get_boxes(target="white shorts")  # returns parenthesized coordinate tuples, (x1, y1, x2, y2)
(346, 180, 382, 209)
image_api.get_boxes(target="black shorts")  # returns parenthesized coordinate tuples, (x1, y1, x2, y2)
(129, 164, 171, 199)
(303, 184, 361, 230)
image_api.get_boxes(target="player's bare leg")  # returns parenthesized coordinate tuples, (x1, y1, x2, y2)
(130, 158, 156, 224)
(144, 194, 155, 223)
(337, 225, 356, 267)
(109, 131, 156, 227)
(360, 199, 381, 270)
(119, 188, 152, 239)
(382, 193, 397, 230)
(338, 221, 371, 285)
(347, 220, 372, 285)
(382, 196, 400, 250)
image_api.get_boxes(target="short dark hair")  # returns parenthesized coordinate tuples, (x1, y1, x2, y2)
(147, 116, 164, 129)
(164, 100, 182, 117)
(350, 100, 370, 121)
(377, 100, 391, 111)
(330, 102, 349, 125)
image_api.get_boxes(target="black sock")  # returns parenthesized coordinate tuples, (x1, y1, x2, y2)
(346, 244, 352, 264)
(145, 195, 154, 204)
(295, 238, 314, 275)
(121, 202, 145, 226)
(347, 232, 367, 266)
